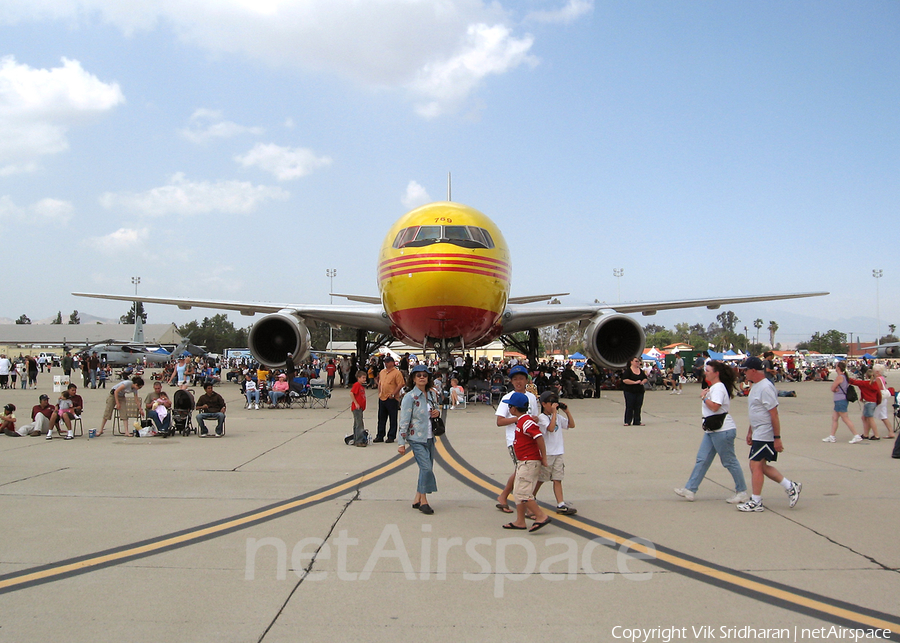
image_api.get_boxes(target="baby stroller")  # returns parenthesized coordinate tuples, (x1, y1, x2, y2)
(171, 388, 196, 437)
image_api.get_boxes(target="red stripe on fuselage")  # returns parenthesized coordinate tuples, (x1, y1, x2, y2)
(379, 253, 509, 269)
(379, 260, 509, 280)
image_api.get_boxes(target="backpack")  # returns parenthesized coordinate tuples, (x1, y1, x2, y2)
(844, 380, 858, 403)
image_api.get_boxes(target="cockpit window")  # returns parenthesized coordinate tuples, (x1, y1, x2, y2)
(392, 225, 495, 249)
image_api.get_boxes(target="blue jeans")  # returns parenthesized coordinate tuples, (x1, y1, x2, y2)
(197, 412, 225, 435)
(246, 390, 260, 405)
(151, 412, 171, 434)
(269, 391, 285, 405)
(410, 439, 437, 494)
(685, 428, 746, 493)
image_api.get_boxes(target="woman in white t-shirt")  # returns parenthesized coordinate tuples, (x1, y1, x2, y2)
(674, 361, 748, 504)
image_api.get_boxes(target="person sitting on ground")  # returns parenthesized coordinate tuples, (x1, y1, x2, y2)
(1, 404, 16, 436)
(269, 373, 289, 407)
(14, 395, 56, 438)
(196, 383, 226, 437)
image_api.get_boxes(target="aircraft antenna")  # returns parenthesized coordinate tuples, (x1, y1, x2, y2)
(447, 172, 451, 201)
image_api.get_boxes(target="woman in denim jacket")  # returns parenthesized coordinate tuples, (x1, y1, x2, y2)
(398, 364, 441, 515)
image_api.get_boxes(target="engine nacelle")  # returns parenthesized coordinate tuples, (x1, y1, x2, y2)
(876, 345, 900, 358)
(582, 313, 646, 370)
(247, 312, 310, 368)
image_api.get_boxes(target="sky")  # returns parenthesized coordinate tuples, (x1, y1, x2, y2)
(1, 0, 897, 346)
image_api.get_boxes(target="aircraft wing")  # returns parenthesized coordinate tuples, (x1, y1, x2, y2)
(499, 291, 829, 335)
(71, 292, 393, 333)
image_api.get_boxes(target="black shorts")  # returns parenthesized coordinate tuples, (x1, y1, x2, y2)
(749, 440, 777, 462)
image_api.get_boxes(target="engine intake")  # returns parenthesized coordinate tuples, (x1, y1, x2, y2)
(876, 345, 900, 358)
(247, 312, 310, 368)
(582, 313, 645, 370)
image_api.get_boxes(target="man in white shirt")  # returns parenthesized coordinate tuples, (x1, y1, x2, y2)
(737, 357, 801, 513)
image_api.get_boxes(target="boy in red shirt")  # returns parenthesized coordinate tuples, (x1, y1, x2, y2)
(502, 392, 551, 532)
(351, 370, 368, 447)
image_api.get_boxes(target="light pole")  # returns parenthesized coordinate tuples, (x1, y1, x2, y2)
(613, 268, 623, 303)
(326, 269, 337, 350)
(873, 269, 883, 343)
(131, 276, 141, 324)
(743, 326, 748, 352)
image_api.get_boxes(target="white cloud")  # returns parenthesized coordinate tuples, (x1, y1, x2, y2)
(0, 195, 74, 223)
(0, 55, 125, 174)
(0, 1, 537, 117)
(30, 197, 74, 222)
(234, 143, 332, 181)
(84, 227, 150, 254)
(525, 0, 593, 24)
(411, 24, 536, 118)
(99, 172, 289, 216)
(401, 181, 432, 209)
(179, 108, 264, 144)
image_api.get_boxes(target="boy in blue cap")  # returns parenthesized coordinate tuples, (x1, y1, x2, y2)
(501, 391, 551, 532)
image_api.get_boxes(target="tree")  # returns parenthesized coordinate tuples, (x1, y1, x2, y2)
(890, 324, 897, 335)
(767, 320, 779, 349)
(797, 330, 846, 354)
(642, 323, 667, 335)
(120, 302, 147, 324)
(68, 310, 80, 325)
(716, 310, 740, 334)
(878, 334, 899, 344)
(753, 318, 763, 344)
(51, 311, 63, 324)
(15, 314, 31, 325)
(177, 314, 249, 354)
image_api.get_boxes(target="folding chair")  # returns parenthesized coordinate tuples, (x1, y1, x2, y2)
(113, 397, 141, 436)
(56, 414, 84, 437)
(308, 386, 331, 409)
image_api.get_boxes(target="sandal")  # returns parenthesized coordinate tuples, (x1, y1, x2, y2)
(529, 517, 552, 532)
(495, 503, 513, 514)
(502, 523, 526, 530)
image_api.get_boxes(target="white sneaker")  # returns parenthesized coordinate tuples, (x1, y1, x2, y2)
(849, 434, 863, 444)
(676, 390, 682, 395)
(254, 403, 259, 410)
(822, 435, 836, 443)
(245, 403, 250, 409)
(725, 491, 748, 504)
(737, 498, 764, 512)
(787, 481, 802, 508)
(669, 391, 676, 395)
(673, 488, 695, 501)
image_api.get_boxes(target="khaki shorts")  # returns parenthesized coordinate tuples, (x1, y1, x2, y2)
(102, 392, 117, 421)
(513, 460, 541, 502)
(539, 454, 565, 482)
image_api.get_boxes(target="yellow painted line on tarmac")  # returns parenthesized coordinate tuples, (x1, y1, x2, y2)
(0, 452, 412, 593)
(434, 437, 900, 633)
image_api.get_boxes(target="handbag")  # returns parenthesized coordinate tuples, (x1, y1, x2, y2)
(430, 416, 446, 437)
(428, 391, 445, 436)
(702, 413, 726, 432)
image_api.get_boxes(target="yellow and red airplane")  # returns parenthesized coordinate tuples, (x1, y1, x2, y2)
(74, 201, 827, 368)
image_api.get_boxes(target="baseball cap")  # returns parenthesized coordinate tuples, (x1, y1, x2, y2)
(410, 364, 430, 374)
(383, 355, 395, 362)
(39, 394, 49, 401)
(508, 365, 529, 377)
(540, 390, 559, 404)
(743, 356, 764, 370)
(507, 391, 529, 409)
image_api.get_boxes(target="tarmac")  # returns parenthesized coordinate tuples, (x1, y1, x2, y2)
(0, 371, 898, 642)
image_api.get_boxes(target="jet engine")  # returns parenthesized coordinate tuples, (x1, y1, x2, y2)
(582, 313, 646, 370)
(247, 312, 310, 368)
(876, 345, 900, 358)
